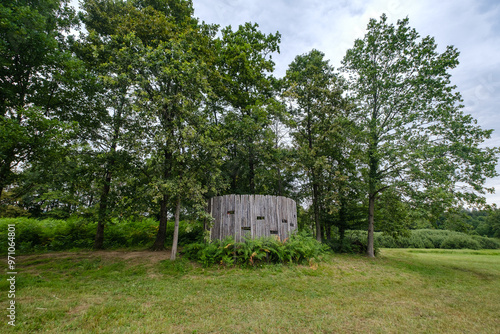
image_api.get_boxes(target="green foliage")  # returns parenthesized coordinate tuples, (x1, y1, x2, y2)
(2, 2, 499, 257)
(373, 229, 500, 250)
(284, 49, 354, 241)
(327, 230, 380, 255)
(183, 231, 329, 267)
(486, 209, 500, 238)
(0, 0, 80, 198)
(215, 23, 282, 195)
(341, 14, 500, 257)
(328, 229, 500, 252)
(0, 217, 204, 254)
(441, 235, 481, 250)
(0, 217, 94, 253)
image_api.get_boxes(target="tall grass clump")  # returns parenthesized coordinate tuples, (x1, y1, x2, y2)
(183, 231, 329, 267)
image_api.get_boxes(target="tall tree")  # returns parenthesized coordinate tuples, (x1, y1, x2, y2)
(119, 0, 222, 251)
(215, 23, 281, 195)
(341, 14, 499, 257)
(0, 0, 79, 200)
(284, 49, 348, 241)
(78, 0, 146, 249)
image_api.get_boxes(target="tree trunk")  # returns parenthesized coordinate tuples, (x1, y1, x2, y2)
(325, 221, 331, 241)
(339, 226, 345, 243)
(367, 193, 376, 258)
(366, 86, 379, 258)
(152, 194, 168, 250)
(313, 182, 321, 242)
(204, 198, 211, 234)
(94, 169, 112, 250)
(152, 148, 172, 251)
(170, 198, 181, 260)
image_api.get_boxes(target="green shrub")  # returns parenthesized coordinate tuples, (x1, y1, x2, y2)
(183, 231, 329, 267)
(327, 230, 380, 255)
(372, 229, 500, 250)
(441, 235, 481, 250)
(472, 235, 500, 249)
(0, 217, 204, 253)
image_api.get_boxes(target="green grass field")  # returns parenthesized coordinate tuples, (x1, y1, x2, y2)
(2, 249, 499, 333)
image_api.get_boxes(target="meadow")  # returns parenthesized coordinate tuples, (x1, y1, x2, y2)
(1, 248, 499, 333)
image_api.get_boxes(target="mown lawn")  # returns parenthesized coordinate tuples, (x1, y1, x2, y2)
(1, 249, 499, 333)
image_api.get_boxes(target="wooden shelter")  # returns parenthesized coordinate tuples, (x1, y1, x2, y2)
(209, 194, 297, 242)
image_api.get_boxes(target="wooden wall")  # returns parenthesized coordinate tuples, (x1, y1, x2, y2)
(209, 195, 297, 242)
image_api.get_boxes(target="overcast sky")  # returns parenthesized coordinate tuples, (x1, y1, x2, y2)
(190, 0, 500, 206)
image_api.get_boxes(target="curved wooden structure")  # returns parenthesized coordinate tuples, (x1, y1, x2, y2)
(209, 194, 297, 242)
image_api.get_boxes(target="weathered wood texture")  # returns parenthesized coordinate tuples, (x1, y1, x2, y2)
(209, 195, 297, 242)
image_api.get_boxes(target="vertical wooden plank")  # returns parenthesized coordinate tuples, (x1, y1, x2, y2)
(241, 195, 246, 240)
(262, 195, 267, 238)
(227, 195, 231, 240)
(255, 194, 259, 239)
(233, 195, 236, 241)
(271, 196, 277, 238)
(282, 197, 287, 239)
(276, 196, 280, 238)
(248, 194, 252, 239)
(250, 195, 254, 239)
(264, 196, 268, 238)
(229, 195, 234, 241)
(224, 195, 229, 240)
(269, 195, 274, 237)
(221, 195, 225, 240)
(218, 196, 224, 240)
(217, 196, 222, 240)
(234, 195, 241, 242)
(279, 197, 285, 239)
(213, 196, 217, 241)
(264, 195, 269, 238)
(283, 198, 293, 237)
(257, 195, 263, 238)
(212, 196, 218, 241)
(244, 195, 250, 240)
(254, 195, 260, 238)
(277, 196, 282, 241)
(268, 196, 273, 237)
(209, 197, 213, 240)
